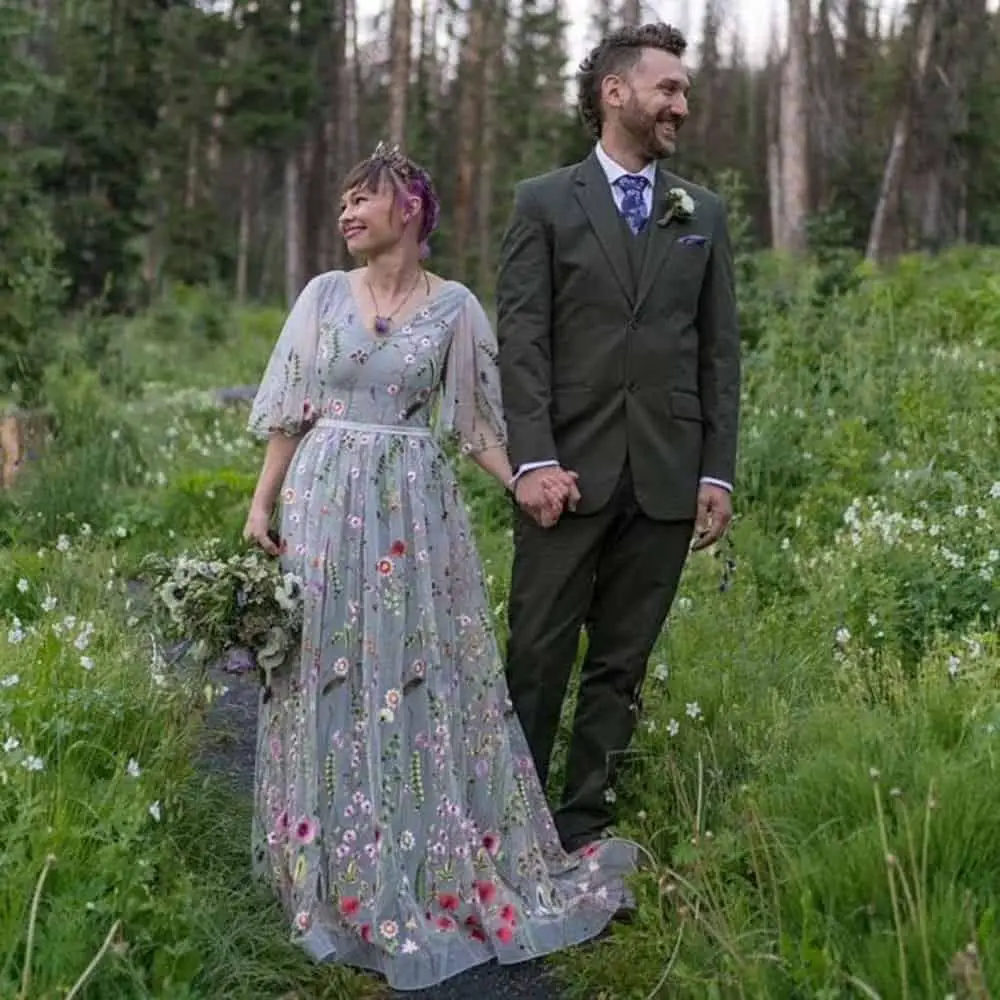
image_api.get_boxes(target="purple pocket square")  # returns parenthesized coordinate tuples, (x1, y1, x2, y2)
(677, 234, 708, 247)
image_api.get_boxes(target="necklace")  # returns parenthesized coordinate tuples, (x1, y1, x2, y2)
(366, 269, 428, 336)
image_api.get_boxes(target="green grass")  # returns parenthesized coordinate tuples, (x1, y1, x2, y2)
(1, 252, 999, 997)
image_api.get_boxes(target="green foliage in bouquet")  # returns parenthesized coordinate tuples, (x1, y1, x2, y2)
(140, 540, 303, 693)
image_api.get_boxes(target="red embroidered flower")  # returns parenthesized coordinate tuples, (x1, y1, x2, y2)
(500, 904, 517, 924)
(360, 923, 372, 942)
(475, 880, 497, 905)
(338, 896, 361, 918)
(436, 916, 456, 931)
(470, 926, 487, 942)
(581, 843, 600, 858)
(496, 925, 514, 943)
(438, 892, 460, 912)
(482, 832, 500, 856)
(390, 539, 407, 557)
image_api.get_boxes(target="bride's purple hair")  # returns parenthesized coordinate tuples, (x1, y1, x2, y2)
(341, 143, 441, 257)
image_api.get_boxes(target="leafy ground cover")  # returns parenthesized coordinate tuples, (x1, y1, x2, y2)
(2, 249, 998, 998)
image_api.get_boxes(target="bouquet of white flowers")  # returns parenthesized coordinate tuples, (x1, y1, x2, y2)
(141, 539, 304, 695)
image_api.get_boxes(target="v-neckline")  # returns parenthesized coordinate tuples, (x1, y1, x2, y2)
(343, 271, 456, 343)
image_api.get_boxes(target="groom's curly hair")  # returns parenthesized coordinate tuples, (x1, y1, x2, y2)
(576, 23, 688, 140)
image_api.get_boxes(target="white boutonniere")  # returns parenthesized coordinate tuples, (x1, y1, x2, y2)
(657, 187, 696, 228)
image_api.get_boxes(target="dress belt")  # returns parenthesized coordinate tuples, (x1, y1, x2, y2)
(314, 417, 433, 438)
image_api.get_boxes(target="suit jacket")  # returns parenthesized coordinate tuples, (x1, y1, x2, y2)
(496, 150, 741, 521)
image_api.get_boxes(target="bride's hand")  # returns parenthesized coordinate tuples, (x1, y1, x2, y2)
(243, 504, 281, 557)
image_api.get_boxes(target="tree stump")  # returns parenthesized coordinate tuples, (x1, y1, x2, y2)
(0, 410, 52, 489)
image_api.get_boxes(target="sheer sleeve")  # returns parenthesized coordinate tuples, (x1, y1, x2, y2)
(247, 275, 322, 439)
(438, 292, 508, 455)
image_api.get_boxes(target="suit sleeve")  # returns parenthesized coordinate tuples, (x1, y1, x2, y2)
(496, 181, 557, 470)
(697, 198, 741, 487)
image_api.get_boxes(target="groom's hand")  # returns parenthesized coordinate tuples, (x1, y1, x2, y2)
(691, 483, 732, 551)
(515, 467, 579, 528)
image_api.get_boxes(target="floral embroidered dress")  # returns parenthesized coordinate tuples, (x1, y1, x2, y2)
(246, 271, 626, 991)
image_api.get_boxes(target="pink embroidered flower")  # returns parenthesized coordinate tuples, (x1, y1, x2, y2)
(438, 892, 460, 912)
(294, 816, 318, 844)
(475, 880, 497, 905)
(377, 558, 393, 576)
(294, 910, 312, 931)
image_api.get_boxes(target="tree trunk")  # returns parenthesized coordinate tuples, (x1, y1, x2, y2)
(184, 128, 199, 211)
(346, 0, 361, 167)
(236, 151, 252, 303)
(452, 0, 486, 280)
(866, 0, 939, 262)
(765, 31, 783, 247)
(476, 0, 504, 293)
(388, 0, 412, 144)
(620, 0, 641, 26)
(776, 0, 810, 253)
(284, 149, 304, 306)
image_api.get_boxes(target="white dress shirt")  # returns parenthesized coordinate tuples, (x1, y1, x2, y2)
(514, 142, 733, 495)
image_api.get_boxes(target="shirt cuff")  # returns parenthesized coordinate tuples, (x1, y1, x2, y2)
(513, 460, 560, 481)
(700, 476, 733, 493)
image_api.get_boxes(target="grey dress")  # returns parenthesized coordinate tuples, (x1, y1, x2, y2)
(246, 271, 625, 991)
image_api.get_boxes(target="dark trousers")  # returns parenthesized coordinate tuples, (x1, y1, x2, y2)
(505, 462, 693, 852)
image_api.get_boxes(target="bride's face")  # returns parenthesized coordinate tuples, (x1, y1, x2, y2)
(339, 178, 420, 258)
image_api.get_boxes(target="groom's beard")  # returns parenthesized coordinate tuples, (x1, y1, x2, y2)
(621, 96, 679, 161)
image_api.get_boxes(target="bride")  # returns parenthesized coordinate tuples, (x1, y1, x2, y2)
(242, 143, 628, 991)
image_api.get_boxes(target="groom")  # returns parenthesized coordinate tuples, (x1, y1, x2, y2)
(496, 24, 740, 861)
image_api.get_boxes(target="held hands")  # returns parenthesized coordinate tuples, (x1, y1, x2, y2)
(690, 483, 732, 551)
(513, 467, 580, 529)
(243, 504, 282, 557)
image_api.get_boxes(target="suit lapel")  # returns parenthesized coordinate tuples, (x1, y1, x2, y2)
(573, 153, 634, 305)
(635, 167, 696, 313)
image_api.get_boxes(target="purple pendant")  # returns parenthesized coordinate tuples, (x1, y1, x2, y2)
(374, 315, 391, 335)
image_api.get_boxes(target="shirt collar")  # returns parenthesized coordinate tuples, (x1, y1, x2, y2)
(594, 142, 657, 187)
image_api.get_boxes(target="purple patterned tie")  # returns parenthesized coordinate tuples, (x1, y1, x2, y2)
(616, 174, 650, 234)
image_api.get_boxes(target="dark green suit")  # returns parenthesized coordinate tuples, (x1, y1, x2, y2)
(496, 149, 740, 851)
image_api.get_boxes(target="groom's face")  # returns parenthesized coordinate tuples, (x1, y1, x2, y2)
(615, 48, 690, 160)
